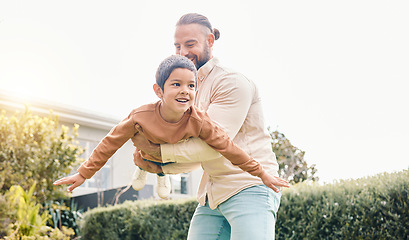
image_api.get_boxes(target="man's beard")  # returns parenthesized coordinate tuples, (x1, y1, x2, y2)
(194, 44, 210, 70)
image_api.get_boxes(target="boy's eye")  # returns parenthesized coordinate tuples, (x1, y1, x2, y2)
(189, 84, 195, 88)
(172, 83, 180, 86)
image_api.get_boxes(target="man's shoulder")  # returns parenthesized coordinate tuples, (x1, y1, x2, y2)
(213, 67, 254, 92)
(212, 58, 251, 83)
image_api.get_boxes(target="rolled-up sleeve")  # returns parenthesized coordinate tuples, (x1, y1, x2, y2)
(162, 162, 202, 174)
(161, 138, 221, 163)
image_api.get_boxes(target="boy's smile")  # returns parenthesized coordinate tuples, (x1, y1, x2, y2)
(154, 68, 196, 123)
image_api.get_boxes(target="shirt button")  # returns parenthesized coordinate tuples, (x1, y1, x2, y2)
(199, 75, 204, 81)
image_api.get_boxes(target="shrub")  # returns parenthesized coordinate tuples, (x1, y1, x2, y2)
(44, 200, 83, 237)
(4, 184, 75, 239)
(79, 170, 408, 239)
(276, 170, 409, 239)
(0, 193, 9, 238)
(80, 198, 197, 240)
(0, 108, 84, 203)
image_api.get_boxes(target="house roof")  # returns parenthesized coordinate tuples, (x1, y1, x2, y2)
(0, 90, 119, 130)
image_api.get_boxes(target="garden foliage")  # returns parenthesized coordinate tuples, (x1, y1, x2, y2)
(0, 108, 84, 239)
(4, 184, 75, 240)
(0, 193, 8, 237)
(44, 200, 83, 236)
(79, 170, 408, 239)
(270, 129, 318, 184)
(276, 170, 409, 239)
(80, 199, 197, 240)
(0, 108, 84, 202)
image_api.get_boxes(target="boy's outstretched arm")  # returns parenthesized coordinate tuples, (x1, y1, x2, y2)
(53, 173, 86, 192)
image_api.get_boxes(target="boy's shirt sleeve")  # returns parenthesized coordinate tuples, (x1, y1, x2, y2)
(78, 112, 137, 179)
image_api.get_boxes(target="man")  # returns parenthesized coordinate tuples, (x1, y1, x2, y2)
(133, 13, 284, 239)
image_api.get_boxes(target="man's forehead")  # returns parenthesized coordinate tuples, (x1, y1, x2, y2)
(175, 24, 207, 39)
(174, 39, 198, 46)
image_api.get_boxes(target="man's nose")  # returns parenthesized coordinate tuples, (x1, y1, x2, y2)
(179, 46, 189, 56)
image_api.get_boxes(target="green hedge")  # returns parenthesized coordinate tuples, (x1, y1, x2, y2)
(80, 198, 197, 240)
(276, 170, 409, 239)
(80, 170, 408, 240)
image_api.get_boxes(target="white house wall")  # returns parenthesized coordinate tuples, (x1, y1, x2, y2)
(1, 90, 197, 199)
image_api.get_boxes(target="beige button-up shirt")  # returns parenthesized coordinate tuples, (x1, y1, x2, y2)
(162, 57, 279, 210)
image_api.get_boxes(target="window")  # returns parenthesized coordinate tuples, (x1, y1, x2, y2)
(170, 174, 188, 195)
(75, 139, 112, 192)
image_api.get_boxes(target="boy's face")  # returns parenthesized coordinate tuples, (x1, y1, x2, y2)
(154, 68, 196, 123)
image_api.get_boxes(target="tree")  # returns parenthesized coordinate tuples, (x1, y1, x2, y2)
(269, 129, 318, 184)
(0, 107, 84, 202)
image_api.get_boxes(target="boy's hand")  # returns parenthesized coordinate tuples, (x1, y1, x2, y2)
(53, 173, 86, 192)
(260, 172, 290, 193)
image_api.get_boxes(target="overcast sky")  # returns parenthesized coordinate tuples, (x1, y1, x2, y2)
(1, 0, 408, 183)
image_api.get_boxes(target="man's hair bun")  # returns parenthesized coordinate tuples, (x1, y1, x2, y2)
(213, 28, 220, 40)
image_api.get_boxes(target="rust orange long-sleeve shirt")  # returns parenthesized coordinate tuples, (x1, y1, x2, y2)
(77, 101, 264, 179)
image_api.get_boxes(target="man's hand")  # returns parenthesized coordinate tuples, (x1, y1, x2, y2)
(133, 124, 161, 159)
(133, 149, 163, 174)
(53, 173, 86, 192)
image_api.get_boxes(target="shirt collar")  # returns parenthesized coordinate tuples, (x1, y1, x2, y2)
(197, 57, 219, 83)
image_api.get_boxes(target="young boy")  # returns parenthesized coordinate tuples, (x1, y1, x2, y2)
(53, 55, 289, 199)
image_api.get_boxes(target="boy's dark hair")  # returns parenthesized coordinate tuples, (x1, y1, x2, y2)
(176, 13, 220, 40)
(156, 55, 197, 90)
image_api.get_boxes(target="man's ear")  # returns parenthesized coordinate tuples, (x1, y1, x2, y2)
(153, 83, 163, 98)
(207, 33, 215, 48)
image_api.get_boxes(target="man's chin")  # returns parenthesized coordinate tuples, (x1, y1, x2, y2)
(191, 60, 199, 69)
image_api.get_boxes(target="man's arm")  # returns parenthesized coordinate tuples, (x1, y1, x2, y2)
(161, 137, 222, 163)
(133, 148, 201, 174)
(132, 123, 222, 163)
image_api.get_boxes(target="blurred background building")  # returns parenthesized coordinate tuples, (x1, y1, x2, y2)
(1, 90, 202, 209)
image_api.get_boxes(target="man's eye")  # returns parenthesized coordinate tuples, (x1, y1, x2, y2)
(187, 44, 194, 48)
